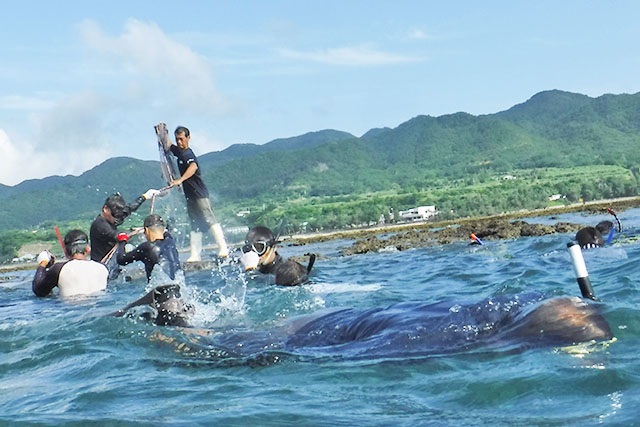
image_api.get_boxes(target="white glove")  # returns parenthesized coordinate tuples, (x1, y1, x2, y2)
(143, 189, 161, 200)
(240, 251, 260, 271)
(124, 243, 135, 253)
(37, 250, 54, 267)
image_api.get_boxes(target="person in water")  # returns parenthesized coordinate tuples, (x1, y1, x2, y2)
(576, 220, 614, 249)
(32, 230, 108, 297)
(239, 226, 315, 286)
(160, 125, 228, 261)
(111, 284, 193, 327)
(90, 190, 161, 264)
(115, 214, 181, 282)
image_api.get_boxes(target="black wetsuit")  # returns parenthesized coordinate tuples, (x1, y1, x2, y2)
(89, 196, 146, 262)
(259, 252, 313, 286)
(116, 233, 181, 281)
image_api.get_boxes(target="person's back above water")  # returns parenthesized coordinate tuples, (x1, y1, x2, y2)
(32, 229, 108, 297)
(115, 214, 181, 282)
(240, 225, 315, 286)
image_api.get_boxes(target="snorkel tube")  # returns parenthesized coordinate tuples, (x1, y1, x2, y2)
(604, 227, 615, 245)
(607, 208, 622, 232)
(567, 241, 596, 300)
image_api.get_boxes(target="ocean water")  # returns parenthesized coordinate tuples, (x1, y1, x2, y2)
(2, 209, 640, 425)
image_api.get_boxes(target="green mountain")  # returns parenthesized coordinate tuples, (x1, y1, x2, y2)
(205, 89, 640, 204)
(2, 89, 640, 233)
(198, 129, 355, 169)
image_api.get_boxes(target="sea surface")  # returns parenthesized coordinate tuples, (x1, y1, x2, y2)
(2, 209, 640, 425)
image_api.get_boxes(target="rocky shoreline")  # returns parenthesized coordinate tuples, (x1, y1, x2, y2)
(287, 196, 640, 256)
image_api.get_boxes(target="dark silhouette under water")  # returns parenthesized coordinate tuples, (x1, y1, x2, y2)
(133, 288, 613, 364)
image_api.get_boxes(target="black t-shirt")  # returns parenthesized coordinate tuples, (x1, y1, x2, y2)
(90, 215, 118, 262)
(89, 196, 146, 262)
(170, 145, 209, 200)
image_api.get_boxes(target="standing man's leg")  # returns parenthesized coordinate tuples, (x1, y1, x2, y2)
(186, 199, 204, 262)
(187, 198, 229, 260)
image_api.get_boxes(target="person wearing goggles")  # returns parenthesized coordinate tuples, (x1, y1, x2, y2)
(240, 226, 315, 286)
(90, 191, 161, 276)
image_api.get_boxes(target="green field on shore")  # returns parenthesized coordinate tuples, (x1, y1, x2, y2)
(217, 164, 638, 234)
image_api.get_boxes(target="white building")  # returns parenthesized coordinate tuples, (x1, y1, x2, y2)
(399, 206, 437, 221)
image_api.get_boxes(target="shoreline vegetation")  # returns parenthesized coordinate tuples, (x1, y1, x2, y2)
(4, 195, 639, 274)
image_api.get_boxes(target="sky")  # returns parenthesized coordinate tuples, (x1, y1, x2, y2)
(1, 1, 639, 186)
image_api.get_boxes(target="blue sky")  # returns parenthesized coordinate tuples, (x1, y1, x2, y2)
(1, 1, 639, 185)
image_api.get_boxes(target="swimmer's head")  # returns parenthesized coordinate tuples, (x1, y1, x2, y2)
(63, 229, 89, 258)
(243, 226, 276, 255)
(152, 284, 194, 327)
(595, 220, 613, 235)
(243, 226, 277, 265)
(103, 193, 130, 226)
(143, 214, 166, 241)
(576, 226, 603, 249)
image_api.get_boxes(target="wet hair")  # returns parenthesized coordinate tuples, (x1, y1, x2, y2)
(595, 220, 613, 235)
(64, 229, 89, 257)
(104, 193, 130, 224)
(144, 214, 165, 230)
(174, 126, 190, 137)
(245, 226, 276, 247)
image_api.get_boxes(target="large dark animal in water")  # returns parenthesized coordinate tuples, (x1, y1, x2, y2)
(119, 286, 613, 362)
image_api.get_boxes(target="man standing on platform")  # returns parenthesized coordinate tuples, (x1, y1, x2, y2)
(162, 125, 228, 261)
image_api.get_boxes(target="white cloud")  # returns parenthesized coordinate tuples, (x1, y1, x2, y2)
(0, 128, 110, 186)
(408, 29, 434, 41)
(278, 45, 425, 66)
(0, 19, 241, 184)
(31, 90, 114, 150)
(78, 18, 231, 115)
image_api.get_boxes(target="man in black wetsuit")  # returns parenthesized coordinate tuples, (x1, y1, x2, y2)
(115, 214, 181, 282)
(240, 226, 315, 286)
(160, 125, 228, 261)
